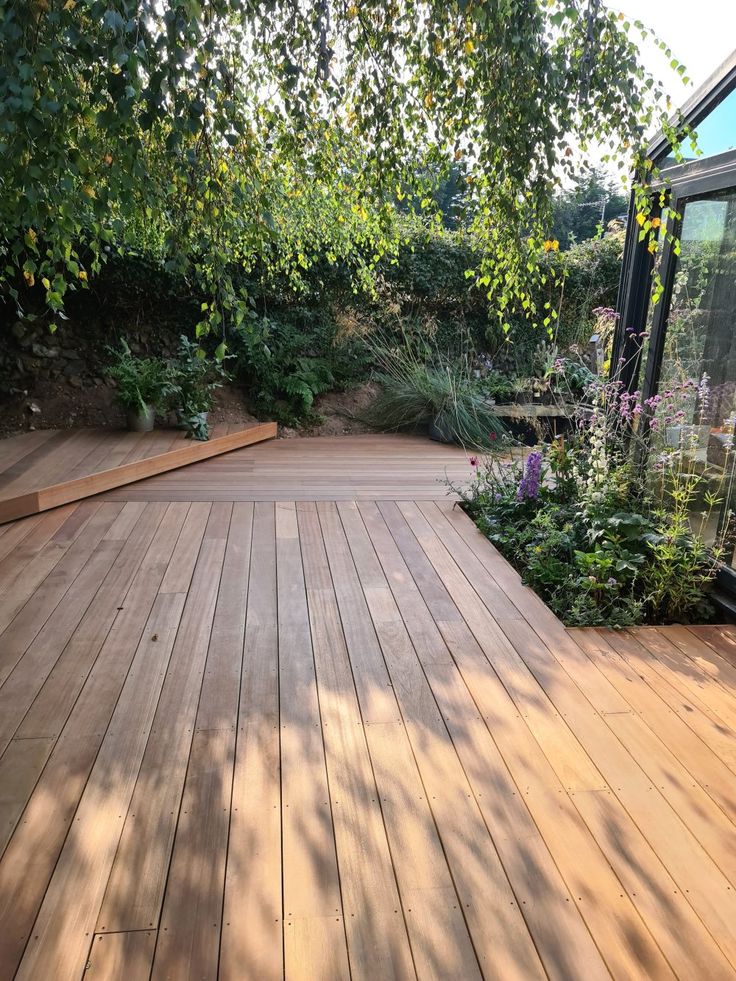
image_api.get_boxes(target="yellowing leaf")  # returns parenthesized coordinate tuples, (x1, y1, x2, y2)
(464, 40, 475, 54)
(23, 270, 35, 287)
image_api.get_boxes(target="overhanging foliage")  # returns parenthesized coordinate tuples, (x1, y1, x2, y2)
(0, 0, 680, 343)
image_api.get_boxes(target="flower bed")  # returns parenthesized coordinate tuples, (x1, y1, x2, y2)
(459, 373, 735, 627)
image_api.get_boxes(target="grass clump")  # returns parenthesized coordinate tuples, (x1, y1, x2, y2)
(362, 342, 505, 450)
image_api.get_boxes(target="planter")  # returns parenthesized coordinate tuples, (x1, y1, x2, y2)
(428, 415, 455, 444)
(175, 409, 209, 430)
(665, 424, 711, 449)
(126, 404, 155, 432)
(665, 424, 711, 462)
(514, 390, 553, 405)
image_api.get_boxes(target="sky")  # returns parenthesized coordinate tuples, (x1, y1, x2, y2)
(591, 1, 736, 180)
(614, 0, 736, 102)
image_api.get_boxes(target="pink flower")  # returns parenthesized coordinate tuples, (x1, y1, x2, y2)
(489, 432, 497, 441)
(469, 456, 479, 467)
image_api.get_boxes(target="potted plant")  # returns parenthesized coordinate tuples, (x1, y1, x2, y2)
(362, 345, 506, 449)
(107, 341, 174, 432)
(170, 335, 229, 441)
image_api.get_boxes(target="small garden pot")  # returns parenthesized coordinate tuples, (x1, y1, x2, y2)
(428, 415, 455, 444)
(175, 409, 208, 430)
(665, 424, 710, 450)
(126, 404, 155, 432)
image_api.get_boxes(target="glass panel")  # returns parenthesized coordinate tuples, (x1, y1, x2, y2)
(660, 87, 736, 168)
(656, 190, 736, 555)
(628, 229, 664, 388)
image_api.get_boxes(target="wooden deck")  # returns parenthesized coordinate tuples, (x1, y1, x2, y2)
(0, 422, 276, 523)
(99, 433, 476, 501)
(1, 441, 736, 977)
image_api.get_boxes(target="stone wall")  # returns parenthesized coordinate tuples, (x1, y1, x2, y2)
(0, 314, 186, 436)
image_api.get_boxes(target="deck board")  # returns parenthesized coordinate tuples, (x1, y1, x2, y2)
(219, 502, 282, 981)
(297, 503, 416, 980)
(276, 501, 351, 980)
(1, 474, 736, 977)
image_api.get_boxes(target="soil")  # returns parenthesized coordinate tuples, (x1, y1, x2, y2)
(296, 381, 379, 438)
(2, 377, 125, 438)
(1, 377, 380, 440)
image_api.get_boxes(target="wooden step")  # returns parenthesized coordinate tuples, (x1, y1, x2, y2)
(0, 423, 277, 524)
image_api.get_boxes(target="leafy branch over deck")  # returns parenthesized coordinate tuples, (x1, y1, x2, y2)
(1, 0, 680, 339)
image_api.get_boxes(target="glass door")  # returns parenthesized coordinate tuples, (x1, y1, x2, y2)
(648, 188, 736, 558)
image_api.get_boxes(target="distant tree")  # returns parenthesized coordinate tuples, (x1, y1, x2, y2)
(395, 163, 468, 229)
(551, 170, 629, 249)
(434, 165, 468, 230)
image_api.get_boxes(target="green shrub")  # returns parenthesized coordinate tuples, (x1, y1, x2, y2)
(8, 223, 622, 427)
(107, 341, 174, 415)
(499, 233, 624, 373)
(170, 335, 230, 440)
(459, 373, 726, 627)
(238, 223, 623, 386)
(231, 310, 371, 426)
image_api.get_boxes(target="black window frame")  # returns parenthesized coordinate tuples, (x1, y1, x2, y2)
(613, 51, 736, 597)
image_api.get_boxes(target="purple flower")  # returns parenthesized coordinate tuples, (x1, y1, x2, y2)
(469, 455, 479, 468)
(517, 451, 543, 502)
(594, 307, 619, 324)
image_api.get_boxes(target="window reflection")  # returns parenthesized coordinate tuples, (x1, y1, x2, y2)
(661, 87, 736, 168)
(657, 191, 736, 551)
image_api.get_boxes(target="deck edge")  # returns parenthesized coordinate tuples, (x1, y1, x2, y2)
(0, 422, 277, 523)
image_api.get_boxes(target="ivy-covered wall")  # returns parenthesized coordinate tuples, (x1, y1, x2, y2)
(0, 228, 623, 426)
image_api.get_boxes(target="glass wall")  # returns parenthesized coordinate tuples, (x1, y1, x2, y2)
(658, 194, 736, 414)
(615, 57, 736, 586)
(654, 191, 736, 550)
(661, 87, 736, 168)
